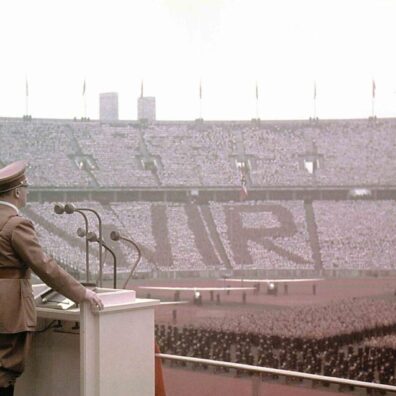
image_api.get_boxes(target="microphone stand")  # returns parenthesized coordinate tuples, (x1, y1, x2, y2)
(86, 231, 118, 289)
(110, 231, 141, 289)
(54, 203, 90, 283)
(65, 203, 104, 287)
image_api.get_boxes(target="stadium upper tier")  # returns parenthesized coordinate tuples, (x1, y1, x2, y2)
(1, 117, 396, 188)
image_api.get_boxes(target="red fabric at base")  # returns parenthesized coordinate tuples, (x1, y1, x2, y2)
(155, 343, 166, 396)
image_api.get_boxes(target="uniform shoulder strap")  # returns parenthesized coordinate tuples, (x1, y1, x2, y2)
(0, 214, 21, 235)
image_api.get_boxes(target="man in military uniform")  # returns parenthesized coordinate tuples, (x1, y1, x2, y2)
(0, 161, 104, 396)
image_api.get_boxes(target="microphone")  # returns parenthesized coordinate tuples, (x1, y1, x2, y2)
(54, 203, 65, 215)
(77, 227, 86, 238)
(64, 203, 76, 214)
(110, 230, 141, 289)
(86, 232, 118, 289)
(55, 203, 91, 283)
(62, 203, 104, 287)
(110, 231, 121, 241)
(86, 231, 99, 243)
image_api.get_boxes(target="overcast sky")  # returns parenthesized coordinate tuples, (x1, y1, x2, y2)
(0, 0, 395, 121)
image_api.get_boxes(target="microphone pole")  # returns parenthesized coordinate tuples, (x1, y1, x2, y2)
(54, 203, 90, 283)
(86, 231, 118, 289)
(110, 231, 141, 289)
(65, 203, 104, 287)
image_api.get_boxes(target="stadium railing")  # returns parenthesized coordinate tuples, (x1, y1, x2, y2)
(157, 353, 396, 393)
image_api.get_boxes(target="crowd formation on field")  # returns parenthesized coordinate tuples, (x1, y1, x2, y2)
(156, 297, 396, 385)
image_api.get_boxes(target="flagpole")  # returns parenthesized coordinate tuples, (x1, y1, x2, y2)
(25, 78, 29, 116)
(372, 80, 376, 118)
(313, 81, 317, 119)
(82, 79, 87, 119)
(255, 82, 259, 119)
(314, 98, 316, 119)
(200, 82, 202, 119)
(256, 100, 258, 119)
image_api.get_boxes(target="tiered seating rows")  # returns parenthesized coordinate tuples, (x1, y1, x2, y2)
(23, 200, 396, 272)
(2, 119, 396, 187)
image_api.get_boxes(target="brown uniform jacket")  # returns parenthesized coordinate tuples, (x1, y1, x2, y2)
(0, 204, 86, 333)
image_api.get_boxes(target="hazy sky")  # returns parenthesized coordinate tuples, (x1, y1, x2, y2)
(0, 0, 395, 121)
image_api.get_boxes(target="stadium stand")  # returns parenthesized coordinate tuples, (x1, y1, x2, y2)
(4, 115, 396, 389)
(0, 120, 94, 187)
(73, 123, 158, 187)
(314, 201, 396, 270)
(25, 200, 315, 273)
(23, 199, 396, 274)
(209, 201, 313, 270)
(2, 118, 396, 188)
(2, 117, 395, 274)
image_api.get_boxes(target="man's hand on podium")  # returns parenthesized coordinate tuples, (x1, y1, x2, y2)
(84, 289, 104, 311)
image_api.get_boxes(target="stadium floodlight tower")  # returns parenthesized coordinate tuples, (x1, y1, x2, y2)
(54, 203, 104, 286)
(54, 203, 91, 283)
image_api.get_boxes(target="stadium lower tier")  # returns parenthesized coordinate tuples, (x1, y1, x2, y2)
(23, 200, 396, 274)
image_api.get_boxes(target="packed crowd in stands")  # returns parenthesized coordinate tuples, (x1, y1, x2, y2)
(314, 201, 396, 270)
(0, 121, 93, 187)
(26, 202, 116, 276)
(111, 202, 212, 270)
(144, 124, 240, 186)
(244, 119, 396, 186)
(209, 201, 314, 270)
(23, 199, 396, 273)
(243, 123, 313, 186)
(26, 201, 216, 273)
(156, 297, 396, 385)
(25, 200, 315, 272)
(73, 123, 158, 187)
(2, 118, 396, 188)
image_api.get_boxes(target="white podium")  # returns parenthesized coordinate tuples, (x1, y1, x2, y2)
(16, 286, 160, 396)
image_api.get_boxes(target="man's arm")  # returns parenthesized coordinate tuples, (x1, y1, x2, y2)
(11, 218, 103, 310)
